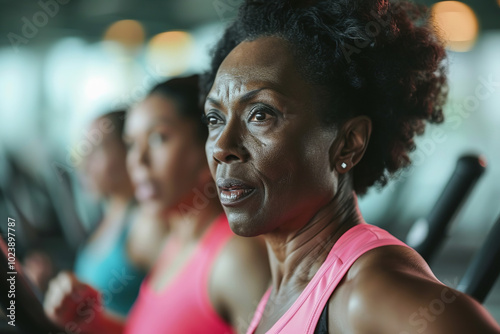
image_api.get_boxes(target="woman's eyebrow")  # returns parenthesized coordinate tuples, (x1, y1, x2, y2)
(206, 87, 283, 107)
(239, 88, 265, 103)
(206, 96, 222, 108)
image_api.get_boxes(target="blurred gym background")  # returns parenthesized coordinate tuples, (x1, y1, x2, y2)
(0, 0, 499, 324)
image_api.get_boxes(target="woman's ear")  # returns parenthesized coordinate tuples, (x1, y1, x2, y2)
(329, 116, 372, 174)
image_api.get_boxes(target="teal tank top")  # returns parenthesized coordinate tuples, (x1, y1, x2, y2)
(74, 205, 146, 316)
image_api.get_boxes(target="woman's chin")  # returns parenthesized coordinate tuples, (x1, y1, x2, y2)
(225, 211, 269, 237)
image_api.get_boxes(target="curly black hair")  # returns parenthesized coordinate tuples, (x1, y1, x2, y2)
(202, 0, 448, 195)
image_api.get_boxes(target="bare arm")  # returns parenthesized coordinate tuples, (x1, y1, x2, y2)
(332, 246, 500, 334)
(210, 236, 271, 334)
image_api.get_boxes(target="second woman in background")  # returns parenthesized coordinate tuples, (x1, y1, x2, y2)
(124, 75, 270, 334)
(45, 75, 271, 334)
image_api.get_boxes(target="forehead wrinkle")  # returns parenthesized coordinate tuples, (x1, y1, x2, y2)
(213, 73, 246, 108)
(212, 39, 307, 105)
(211, 67, 295, 109)
(209, 36, 323, 124)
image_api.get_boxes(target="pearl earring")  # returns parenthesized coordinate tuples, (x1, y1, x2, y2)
(341, 162, 347, 169)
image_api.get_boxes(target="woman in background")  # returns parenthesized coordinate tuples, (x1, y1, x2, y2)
(44, 111, 150, 318)
(45, 75, 270, 334)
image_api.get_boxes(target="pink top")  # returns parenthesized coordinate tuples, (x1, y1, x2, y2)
(246, 223, 410, 334)
(125, 214, 235, 334)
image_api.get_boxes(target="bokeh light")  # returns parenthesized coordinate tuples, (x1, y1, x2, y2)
(146, 31, 193, 77)
(431, 1, 479, 52)
(103, 20, 145, 50)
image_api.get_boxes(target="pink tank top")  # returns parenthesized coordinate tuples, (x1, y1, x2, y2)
(246, 223, 410, 334)
(125, 214, 235, 334)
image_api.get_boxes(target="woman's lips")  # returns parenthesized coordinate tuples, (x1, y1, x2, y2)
(217, 178, 256, 206)
(220, 188, 255, 204)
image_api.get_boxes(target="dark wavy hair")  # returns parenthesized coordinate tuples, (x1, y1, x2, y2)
(150, 74, 208, 143)
(102, 110, 127, 139)
(202, 0, 448, 195)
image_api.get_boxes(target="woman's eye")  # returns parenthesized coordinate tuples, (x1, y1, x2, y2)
(208, 116, 219, 125)
(203, 113, 222, 126)
(251, 111, 267, 121)
(249, 107, 274, 122)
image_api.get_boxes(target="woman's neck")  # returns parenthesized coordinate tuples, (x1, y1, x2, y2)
(103, 195, 132, 220)
(264, 181, 364, 295)
(167, 193, 223, 242)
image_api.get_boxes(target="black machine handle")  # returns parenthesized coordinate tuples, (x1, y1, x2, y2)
(406, 155, 486, 262)
(458, 214, 500, 303)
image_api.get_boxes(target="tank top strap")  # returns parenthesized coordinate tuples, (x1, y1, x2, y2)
(125, 214, 236, 334)
(300, 223, 409, 333)
(246, 223, 410, 334)
(247, 288, 272, 333)
(195, 214, 234, 282)
(194, 214, 235, 321)
(146, 213, 233, 290)
(199, 213, 234, 253)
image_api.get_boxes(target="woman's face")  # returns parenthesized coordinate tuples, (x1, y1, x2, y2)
(205, 36, 339, 237)
(81, 118, 130, 197)
(125, 94, 208, 218)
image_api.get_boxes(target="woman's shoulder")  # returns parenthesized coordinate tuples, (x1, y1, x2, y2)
(212, 235, 270, 280)
(209, 235, 271, 330)
(328, 245, 500, 334)
(347, 243, 436, 282)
